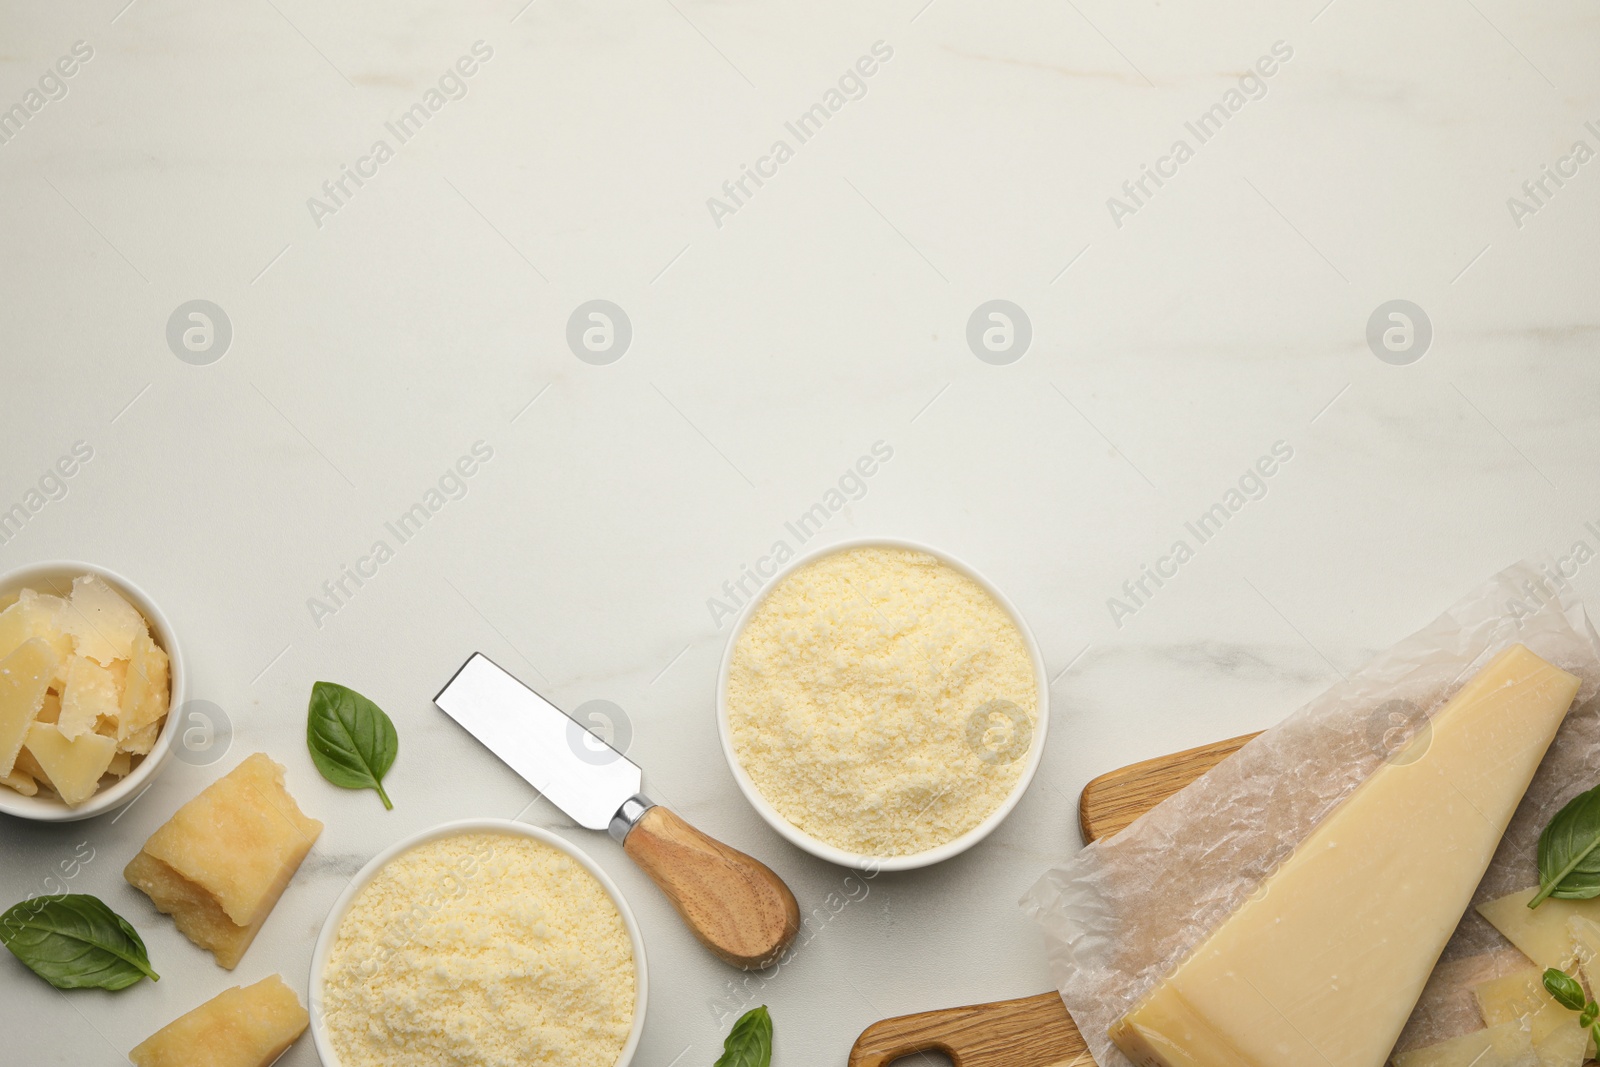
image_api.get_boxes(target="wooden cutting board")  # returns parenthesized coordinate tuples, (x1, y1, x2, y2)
(846, 732, 1260, 1067)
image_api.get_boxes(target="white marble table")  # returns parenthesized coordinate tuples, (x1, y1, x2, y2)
(2, 0, 1597, 1063)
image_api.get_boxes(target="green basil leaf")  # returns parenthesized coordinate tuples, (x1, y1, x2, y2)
(1532, 783, 1600, 908)
(0, 894, 158, 990)
(714, 1005, 773, 1067)
(1545, 968, 1588, 1012)
(307, 681, 398, 810)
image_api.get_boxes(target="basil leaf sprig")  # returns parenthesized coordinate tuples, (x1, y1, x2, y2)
(1530, 782, 1600, 909)
(1542, 968, 1600, 1038)
(0, 894, 158, 990)
(307, 681, 399, 810)
(714, 1005, 773, 1067)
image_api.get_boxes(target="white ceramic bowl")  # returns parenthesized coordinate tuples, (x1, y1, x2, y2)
(717, 537, 1050, 872)
(0, 560, 185, 823)
(309, 819, 648, 1067)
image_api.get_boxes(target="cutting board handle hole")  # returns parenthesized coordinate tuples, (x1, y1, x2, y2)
(884, 1052, 955, 1067)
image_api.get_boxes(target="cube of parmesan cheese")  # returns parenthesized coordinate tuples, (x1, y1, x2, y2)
(0, 638, 59, 778)
(125, 753, 322, 969)
(118, 632, 170, 741)
(24, 722, 118, 806)
(56, 575, 147, 666)
(129, 974, 309, 1067)
(59, 655, 120, 740)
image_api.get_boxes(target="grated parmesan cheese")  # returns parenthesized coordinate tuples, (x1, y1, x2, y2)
(727, 546, 1038, 857)
(322, 831, 635, 1067)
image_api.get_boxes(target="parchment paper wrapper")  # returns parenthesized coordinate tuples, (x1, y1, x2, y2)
(1022, 560, 1600, 1066)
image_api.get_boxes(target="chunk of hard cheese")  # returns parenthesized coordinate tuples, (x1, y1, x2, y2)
(1474, 968, 1589, 1067)
(125, 753, 321, 969)
(1393, 1023, 1539, 1067)
(56, 574, 146, 665)
(58, 654, 119, 740)
(0, 638, 59, 778)
(1109, 645, 1581, 1067)
(24, 722, 118, 806)
(1478, 888, 1600, 970)
(129, 974, 309, 1067)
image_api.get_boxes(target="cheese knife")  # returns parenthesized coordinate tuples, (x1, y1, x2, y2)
(434, 652, 800, 970)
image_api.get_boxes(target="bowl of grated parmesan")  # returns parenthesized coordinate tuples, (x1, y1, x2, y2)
(309, 819, 647, 1067)
(717, 538, 1049, 871)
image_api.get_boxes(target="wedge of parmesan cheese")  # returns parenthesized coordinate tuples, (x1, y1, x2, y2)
(1108, 645, 1581, 1067)
(129, 974, 309, 1067)
(1393, 1023, 1540, 1067)
(0, 638, 58, 778)
(1478, 889, 1600, 970)
(24, 722, 117, 806)
(125, 754, 322, 969)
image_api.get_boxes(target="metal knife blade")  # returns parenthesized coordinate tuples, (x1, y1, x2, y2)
(434, 653, 641, 831)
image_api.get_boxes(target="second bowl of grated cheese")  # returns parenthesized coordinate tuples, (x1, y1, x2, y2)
(309, 819, 647, 1067)
(717, 538, 1049, 872)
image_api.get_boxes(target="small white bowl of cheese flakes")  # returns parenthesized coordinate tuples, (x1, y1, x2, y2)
(310, 820, 647, 1067)
(717, 538, 1049, 872)
(0, 560, 182, 823)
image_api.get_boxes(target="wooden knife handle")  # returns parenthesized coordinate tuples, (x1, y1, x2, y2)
(622, 805, 800, 970)
(847, 992, 1085, 1067)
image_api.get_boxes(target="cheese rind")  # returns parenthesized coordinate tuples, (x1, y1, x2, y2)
(1110, 645, 1581, 1067)
(129, 974, 309, 1067)
(0, 639, 60, 778)
(1478, 888, 1600, 970)
(126, 753, 321, 969)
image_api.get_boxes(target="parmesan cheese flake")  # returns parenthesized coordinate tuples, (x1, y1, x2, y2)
(322, 831, 635, 1067)
(727, 546, 1038, 857)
